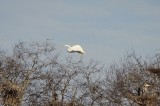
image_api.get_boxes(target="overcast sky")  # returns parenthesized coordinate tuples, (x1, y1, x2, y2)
(0, 0, 160, 65)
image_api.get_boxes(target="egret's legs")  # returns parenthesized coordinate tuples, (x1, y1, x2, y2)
(79, 54, 83, 62)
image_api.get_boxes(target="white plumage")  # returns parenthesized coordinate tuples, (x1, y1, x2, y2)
(65, 45, 85, 61)
(144, 83, 151, 87)
(142, 82, 151, 95)
(64, 45, 85, 54)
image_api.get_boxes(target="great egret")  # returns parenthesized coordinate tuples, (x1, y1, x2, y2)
(64, 45, 85, 61)
(143, 82, 151, 87)
(142, 82, 151, 95)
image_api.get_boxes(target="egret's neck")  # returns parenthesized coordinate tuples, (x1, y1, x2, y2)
(65, 45, 71, 48)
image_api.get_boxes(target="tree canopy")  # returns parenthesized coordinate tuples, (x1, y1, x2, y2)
(0, 40, 160, 106)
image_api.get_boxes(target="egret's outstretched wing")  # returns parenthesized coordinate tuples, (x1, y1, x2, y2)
(71, 45, 85, 54)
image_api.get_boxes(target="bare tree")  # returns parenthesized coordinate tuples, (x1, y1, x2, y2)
(0, 40, 160, 106)
(0, 40, 57, 106)
(101, 52, 160, 106)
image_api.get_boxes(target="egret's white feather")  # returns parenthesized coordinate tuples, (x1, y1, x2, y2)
(64, 44, 85, 54)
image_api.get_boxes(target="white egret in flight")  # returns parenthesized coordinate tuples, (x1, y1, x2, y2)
(64, 45, 85, 61)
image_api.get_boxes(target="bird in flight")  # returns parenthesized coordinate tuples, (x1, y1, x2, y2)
(64, 45, 85, 61)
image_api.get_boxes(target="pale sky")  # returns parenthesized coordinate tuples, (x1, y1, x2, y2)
(0, 0, 160, 65)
